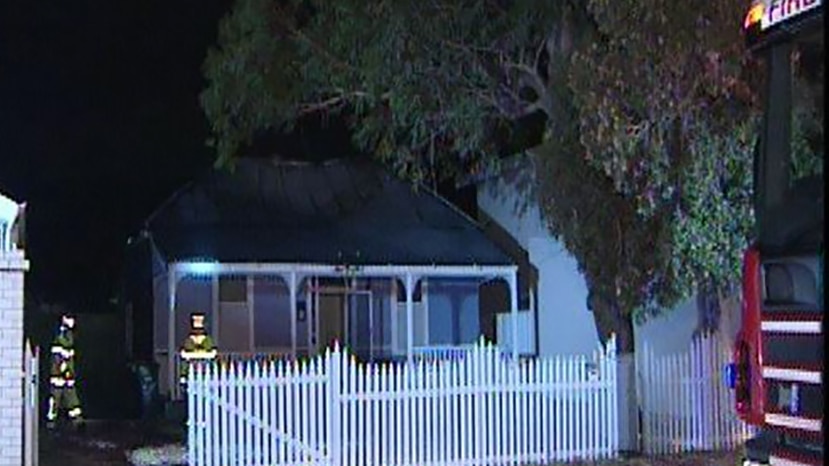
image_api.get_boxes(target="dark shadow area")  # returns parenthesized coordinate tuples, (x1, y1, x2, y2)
(25, 300, 143, 422)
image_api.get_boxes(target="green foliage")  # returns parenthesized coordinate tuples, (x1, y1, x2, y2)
(568, 0, 822, 314)
(669, 119, 757, 302)
(570, 0, 759, 214)
(201, 0, 778, 342)
(534, 137, 671, 336)
(201, 0, 573, 179)
(567, 0, 764, 313)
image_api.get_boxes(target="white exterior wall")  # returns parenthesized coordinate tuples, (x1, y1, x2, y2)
(477, 161, 600, 357)
(0, 250, 27, 466)
(633, 297, 698, 356)
(634, 293, 742, 357)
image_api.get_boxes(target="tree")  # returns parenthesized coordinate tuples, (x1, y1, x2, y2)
(570, 0, 822, 328)
(200, 0, 762, 352)
(201, 0, 583, 178)
(568, 0, 761, 310)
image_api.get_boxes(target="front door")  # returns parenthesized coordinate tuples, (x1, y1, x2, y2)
(347, 291, 373, 360)
(316, 290, 376, 359)
(317, 293, 344, 352)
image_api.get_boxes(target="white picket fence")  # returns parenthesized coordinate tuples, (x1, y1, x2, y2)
(187, 337, 619, 466)
(637, 333, 756, 455)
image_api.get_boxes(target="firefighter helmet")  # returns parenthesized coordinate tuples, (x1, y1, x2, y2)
(190, 313, 206, 331)
(61, 314, 75, 330)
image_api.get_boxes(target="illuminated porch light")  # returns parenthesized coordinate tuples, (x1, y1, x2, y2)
(178, 260, 220, 276)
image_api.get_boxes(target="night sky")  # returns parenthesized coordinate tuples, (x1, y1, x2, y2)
(1, 0, 481, 314)
(0, 0, 234, 310)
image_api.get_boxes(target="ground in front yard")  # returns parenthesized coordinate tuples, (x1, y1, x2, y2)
(39, 419, 185, 466)
(550, 450, 741, 465)
(39, 420, 741, 466)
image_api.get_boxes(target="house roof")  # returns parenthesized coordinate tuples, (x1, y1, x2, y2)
(145, 157, 513, 266)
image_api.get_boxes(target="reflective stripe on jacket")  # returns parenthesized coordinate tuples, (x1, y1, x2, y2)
(50, 376, 76, 388)
(180, 349, 217, 361)
(51, 345, 75, 358)
(180, 334, 217, 361)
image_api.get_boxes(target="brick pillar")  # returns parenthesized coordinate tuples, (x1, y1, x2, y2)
(0, 250, 28, 466)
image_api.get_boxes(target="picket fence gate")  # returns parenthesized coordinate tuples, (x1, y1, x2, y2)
(637, 333, 757, 455)
(187, 337, 619, 466)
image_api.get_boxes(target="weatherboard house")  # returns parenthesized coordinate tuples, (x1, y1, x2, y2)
(122, 156, 522, 398)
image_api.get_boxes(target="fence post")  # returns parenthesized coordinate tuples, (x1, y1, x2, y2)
(327, 345, 342, 466)
(634, 343, 645, 455)
(33, 345, 39, 466)
(23, 341, 33, 466)
(187, 364, 196, 466)
(705, 335, 715, 450)
(607, 334, 619, 458)
(31, 343, 37, 466)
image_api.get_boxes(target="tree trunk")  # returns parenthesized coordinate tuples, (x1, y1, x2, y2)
(692, 278, 724, 341)
(717, 288, 742, 348)
(587, 288, 635, 354)
(587, 285, 639, 452)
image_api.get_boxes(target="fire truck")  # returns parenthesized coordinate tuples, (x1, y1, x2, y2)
(728, 1, 824, 465)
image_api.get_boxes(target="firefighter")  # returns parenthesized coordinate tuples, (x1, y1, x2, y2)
(179, 313, 217, 389)
(46, 314, 84, 430)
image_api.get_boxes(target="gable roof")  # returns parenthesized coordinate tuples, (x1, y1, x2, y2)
(145, 157, 513, 266)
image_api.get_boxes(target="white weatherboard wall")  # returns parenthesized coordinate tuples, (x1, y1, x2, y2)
(633, 292, 742, 358)
(634, 297, 698, 357)
(0, 250, 28, 466)
(477, 157, 599, 357)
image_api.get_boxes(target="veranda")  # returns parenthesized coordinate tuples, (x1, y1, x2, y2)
(162, 261, 520, 400)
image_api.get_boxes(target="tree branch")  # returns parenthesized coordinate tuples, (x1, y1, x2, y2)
(297, 95, 350, 116)
(502, 61, 552, 117)
(297, 90, 391, 116)
(444, 34, 554, 120)
(505, 62, 545, 91)
(443, 39, 503, 56)
(469, 86, 542, 121)
(534, 37, 547, 74)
